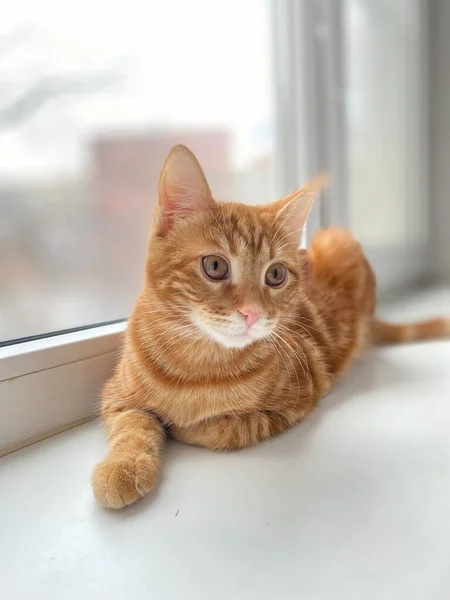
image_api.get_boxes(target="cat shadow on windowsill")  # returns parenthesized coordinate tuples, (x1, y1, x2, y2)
(260, 347, 431, 457)
(326, 349, 416, 404)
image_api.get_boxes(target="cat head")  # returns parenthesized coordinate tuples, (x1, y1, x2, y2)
(146, 145, 325, 350)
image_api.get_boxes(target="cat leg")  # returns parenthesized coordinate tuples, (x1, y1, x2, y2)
(169, 409, 307, 451)
(92, 406, 164, 509)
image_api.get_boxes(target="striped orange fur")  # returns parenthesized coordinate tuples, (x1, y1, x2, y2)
(92, 145, 449, 509)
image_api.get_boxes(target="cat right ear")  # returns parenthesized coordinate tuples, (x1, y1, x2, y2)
(271, 174, 329, 246)
(155, 145, 215, 236)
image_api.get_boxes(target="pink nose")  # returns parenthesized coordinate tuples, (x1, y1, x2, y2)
(239, 305, 263, 329)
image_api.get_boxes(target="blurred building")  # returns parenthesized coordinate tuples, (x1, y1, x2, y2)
(90, 130, 231, 218)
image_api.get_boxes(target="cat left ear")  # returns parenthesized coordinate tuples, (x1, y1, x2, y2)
(155, 144, 215, 236)
(273, 175, 329, 246)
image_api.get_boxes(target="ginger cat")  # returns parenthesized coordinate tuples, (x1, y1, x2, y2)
(92, 145, 450, 509)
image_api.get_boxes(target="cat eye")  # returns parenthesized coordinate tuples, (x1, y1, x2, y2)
(265, 263, 287, 287)
(202, 255, 229, 281)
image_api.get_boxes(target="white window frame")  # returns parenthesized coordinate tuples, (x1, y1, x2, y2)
(313, 0, 431, 294)
(0, 323, 125, 455)
(0, 0, 432, 455)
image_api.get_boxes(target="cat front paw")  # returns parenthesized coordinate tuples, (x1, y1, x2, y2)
(91, 453, 158, 509)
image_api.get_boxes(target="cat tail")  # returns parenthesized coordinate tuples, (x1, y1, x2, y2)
(373, 317, 450, 345)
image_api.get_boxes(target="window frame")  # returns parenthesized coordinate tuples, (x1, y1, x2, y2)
(314, 0, 431, 293)
(0, 322, 124, 455)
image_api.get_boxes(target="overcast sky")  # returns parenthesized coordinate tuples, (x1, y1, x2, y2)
(1, 0, 274, 179)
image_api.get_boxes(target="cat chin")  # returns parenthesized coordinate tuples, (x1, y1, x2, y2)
(206, 330, 259, 349)
(191, 316, 267, 349)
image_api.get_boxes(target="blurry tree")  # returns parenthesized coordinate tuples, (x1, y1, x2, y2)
(0, 27, 124, 132)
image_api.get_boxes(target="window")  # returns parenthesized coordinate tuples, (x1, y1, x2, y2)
(345, 0, 426, 248)
(304, 0, 429, 292)
(342, 0, 429, 291)
(1, 0, 276, 343)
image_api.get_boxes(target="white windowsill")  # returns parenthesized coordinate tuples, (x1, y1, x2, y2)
(0, 321, 126, 380)
(1, 338, 450, 599)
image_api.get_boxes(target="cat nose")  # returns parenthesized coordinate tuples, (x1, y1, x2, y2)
(239, 305, 263, 329)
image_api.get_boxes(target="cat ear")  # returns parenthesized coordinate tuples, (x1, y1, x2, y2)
(155, 144, 215, 235)
(273, 175, 329, 246)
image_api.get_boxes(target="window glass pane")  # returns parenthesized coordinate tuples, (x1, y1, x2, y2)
(1, 0, 276, 342)
(344, 0, 425, 247)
